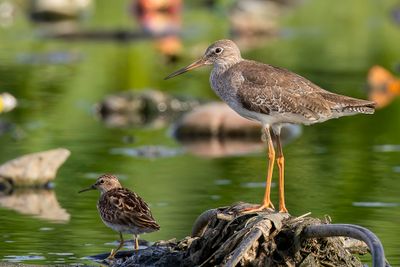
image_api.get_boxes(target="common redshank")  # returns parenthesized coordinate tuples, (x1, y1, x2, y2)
(165, 39, 375, 213)
(79, 174, 160, 259)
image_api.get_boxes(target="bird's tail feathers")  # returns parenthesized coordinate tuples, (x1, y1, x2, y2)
(331, 96, 376, 115)
(340, 102, 375, 114)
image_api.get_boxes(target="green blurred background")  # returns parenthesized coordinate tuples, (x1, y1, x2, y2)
(0, 0, 399, 265)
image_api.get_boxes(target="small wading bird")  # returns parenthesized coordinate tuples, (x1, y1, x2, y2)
(165, 39, 375, 213)
(79, 174, 160, 259)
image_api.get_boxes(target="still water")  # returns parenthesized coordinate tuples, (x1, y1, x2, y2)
(0, 1, 400, 265)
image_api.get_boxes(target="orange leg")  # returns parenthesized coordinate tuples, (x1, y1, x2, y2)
(241, 126, 275, 213)
(276, 133, 288, 213)
(262, 126, 275, 210)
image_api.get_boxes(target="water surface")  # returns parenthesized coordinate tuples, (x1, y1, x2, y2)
(0, 1, 400, 265)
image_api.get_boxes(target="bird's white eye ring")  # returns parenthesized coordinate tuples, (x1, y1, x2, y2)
(215, 47, 223, 54)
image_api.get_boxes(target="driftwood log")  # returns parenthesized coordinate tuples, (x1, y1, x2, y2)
(89, 202, 388, 267)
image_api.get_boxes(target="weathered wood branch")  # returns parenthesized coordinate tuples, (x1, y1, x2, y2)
(87, 202, 388, 267)
(303, 224, 388, 267)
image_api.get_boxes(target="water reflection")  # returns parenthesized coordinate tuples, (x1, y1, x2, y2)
(352, 202, 399, 208)
(110, 146, 183, 159)
(0, 1, 399, 265)
(176, 123, 301, 158)
(173, 102, 302, 157)
(0, 188, 70, 223)
(3, 255, 45, 263)
(96, 90, 200, 128)
(179, 138, 263, 158)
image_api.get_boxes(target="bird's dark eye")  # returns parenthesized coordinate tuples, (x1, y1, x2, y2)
(215, 47, 223, 54)
(99, 180, 104, 184)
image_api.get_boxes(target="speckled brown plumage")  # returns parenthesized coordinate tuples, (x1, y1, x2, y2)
(79, 174, 159, 259)
(98, 187, 160, 233)
(165, 39, 376, 214)
(229, 60, 375, 124)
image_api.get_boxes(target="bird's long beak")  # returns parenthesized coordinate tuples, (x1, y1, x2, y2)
(78, 184, 96, 193)
(164, 58, 206, 80)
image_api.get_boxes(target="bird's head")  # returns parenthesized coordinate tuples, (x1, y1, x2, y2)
(164, 39, 242, 80)
(78, 174, 122, 194)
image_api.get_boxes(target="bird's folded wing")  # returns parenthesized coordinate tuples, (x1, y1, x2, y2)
(100, 189, 159, 229)
(234, 61, 332, 121)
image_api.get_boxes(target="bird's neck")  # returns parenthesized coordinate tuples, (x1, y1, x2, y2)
(99, 186, 121, 195)
(213, 57, 243, 74)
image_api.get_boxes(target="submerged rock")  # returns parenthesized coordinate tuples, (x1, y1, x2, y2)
(0, 148, 70, 187)
(29, 0, 93, 22)
(173, 102, 261, 139)
(96, 90, 200, 128)
(173, 102, 302, 157)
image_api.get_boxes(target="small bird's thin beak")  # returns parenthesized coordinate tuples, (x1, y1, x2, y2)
(164, 58, 206, 80)
(78, 184, 95, 193)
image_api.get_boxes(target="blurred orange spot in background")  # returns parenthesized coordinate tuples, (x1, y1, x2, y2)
(367, 65, 400, 109)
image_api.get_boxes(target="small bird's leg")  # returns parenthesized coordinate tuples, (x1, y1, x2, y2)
(276, 133, 288, 213)
(107, 232, 124, 259)
(134, 234, 139, 250)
